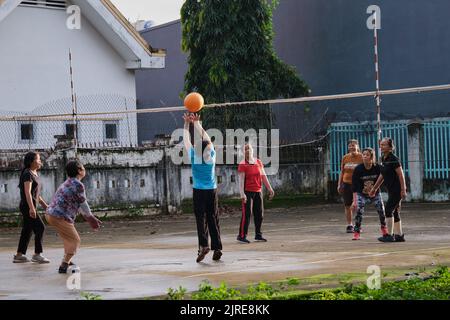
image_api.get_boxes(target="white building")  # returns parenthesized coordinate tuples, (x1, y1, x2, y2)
(0, 0, 165, 149)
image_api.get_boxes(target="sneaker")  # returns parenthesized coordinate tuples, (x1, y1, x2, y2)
(236, 236, 250, 244)
(255, 236, 267, 242)
(31, 254, 50, 264)
(58, 261, 76, 274)
(59, 262, 69, 274)
(378, 234, 395, 242)
(212, 250, 222, 261)
(352, 231, 361, 240)
(394, 234, 406, 242)
(196, 247, 210, 263)
(381, 226, 389, 236)
(13, 255, 30, 263)
(346, 225, 354, 233)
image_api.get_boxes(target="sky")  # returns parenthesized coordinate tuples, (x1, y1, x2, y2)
(111, 0, 185, 26)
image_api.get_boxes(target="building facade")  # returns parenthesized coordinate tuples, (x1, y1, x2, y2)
(0, 0, 165, 149)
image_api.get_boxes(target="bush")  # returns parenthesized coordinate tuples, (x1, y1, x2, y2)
(168, 266, 450, 300)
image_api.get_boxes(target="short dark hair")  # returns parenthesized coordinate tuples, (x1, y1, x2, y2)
(66, 160, 84, 178)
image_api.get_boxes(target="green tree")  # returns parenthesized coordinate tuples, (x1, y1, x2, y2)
(181, 0, 309, 131)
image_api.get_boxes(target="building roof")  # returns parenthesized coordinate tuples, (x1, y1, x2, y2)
(0, 0, 166, 69)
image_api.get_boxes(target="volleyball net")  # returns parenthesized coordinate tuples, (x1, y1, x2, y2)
(0, 84, 449, 183)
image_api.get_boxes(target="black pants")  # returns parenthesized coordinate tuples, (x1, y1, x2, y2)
(238, 191, 263, 239)
(193, 188, 222, 251)
(385, 192, 402, 223)
(17, 206, 45, 255)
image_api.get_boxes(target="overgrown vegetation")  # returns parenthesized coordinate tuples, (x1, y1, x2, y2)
(166, 266, 450, 300)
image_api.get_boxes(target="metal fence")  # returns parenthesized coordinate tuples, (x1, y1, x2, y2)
(0, 94, 138, 150)
(424, 119, 450, 179)
(328, 120, 410, 181)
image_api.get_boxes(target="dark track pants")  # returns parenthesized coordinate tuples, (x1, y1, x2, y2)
(238, 191, 263, 239)
(17, 207, 45, 255)
(193, 188, 222, 250)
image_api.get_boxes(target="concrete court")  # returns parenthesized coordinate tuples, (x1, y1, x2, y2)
(0, 203, 449, 300)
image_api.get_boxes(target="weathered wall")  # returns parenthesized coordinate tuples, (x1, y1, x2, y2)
(2, 120, 448, 215)
(0, 145, 327, 213)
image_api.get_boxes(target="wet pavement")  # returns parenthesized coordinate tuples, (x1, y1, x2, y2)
(1, 203, 449, 300)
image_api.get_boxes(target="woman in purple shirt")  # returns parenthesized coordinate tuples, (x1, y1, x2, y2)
(46, 160, 101, 273)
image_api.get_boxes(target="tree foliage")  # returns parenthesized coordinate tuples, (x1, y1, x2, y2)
(181, 0, 309, 130)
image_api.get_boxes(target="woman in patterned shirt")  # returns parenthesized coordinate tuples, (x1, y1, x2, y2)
(46, 160, 101, 273)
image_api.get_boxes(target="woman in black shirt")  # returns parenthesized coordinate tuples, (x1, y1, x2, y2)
(370, 138, 407, 242)
(351, 148, 388, 240)
(14, 152, 50, 264)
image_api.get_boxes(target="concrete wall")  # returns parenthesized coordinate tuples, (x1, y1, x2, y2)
(0, 6, 136, 113)
(1, 117, 448, 214)
(0, 6, 140, 149)
(0, 145, 327, 213)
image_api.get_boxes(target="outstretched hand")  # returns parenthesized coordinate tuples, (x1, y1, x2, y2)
(183, 113, 193, 124)
(86, 215, 102, 231)
(191, 113, 201, 122)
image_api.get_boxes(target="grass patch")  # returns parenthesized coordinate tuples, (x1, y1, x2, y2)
(165, 266, 450, 300)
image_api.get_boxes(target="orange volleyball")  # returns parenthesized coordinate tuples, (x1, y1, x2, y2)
(184, 92, 204, 113)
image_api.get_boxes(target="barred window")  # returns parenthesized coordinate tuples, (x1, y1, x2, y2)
(20, 123, 34, 141)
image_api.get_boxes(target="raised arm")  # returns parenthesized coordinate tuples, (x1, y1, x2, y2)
(192, 114, 211, 143)
(183, 113, 193, 151)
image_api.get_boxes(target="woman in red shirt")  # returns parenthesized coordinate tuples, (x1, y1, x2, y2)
(237, 144, 274, 243)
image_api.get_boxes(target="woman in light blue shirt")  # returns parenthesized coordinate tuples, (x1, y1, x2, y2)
(183, 113, 223, 263)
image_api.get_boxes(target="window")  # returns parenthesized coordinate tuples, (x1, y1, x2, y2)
(230, 175, 236, 183)
(104, 121, 119, 142)
(0, 184, 7, 194)
(65, 123, 78, 139)
(124, 179, 130, 188)
(19, 123, 34, 142)
(217, 176, 223, 184)
(94, 181, 100, 189)
(109, 180, 116, 188)
(140, 179, 145, 188)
